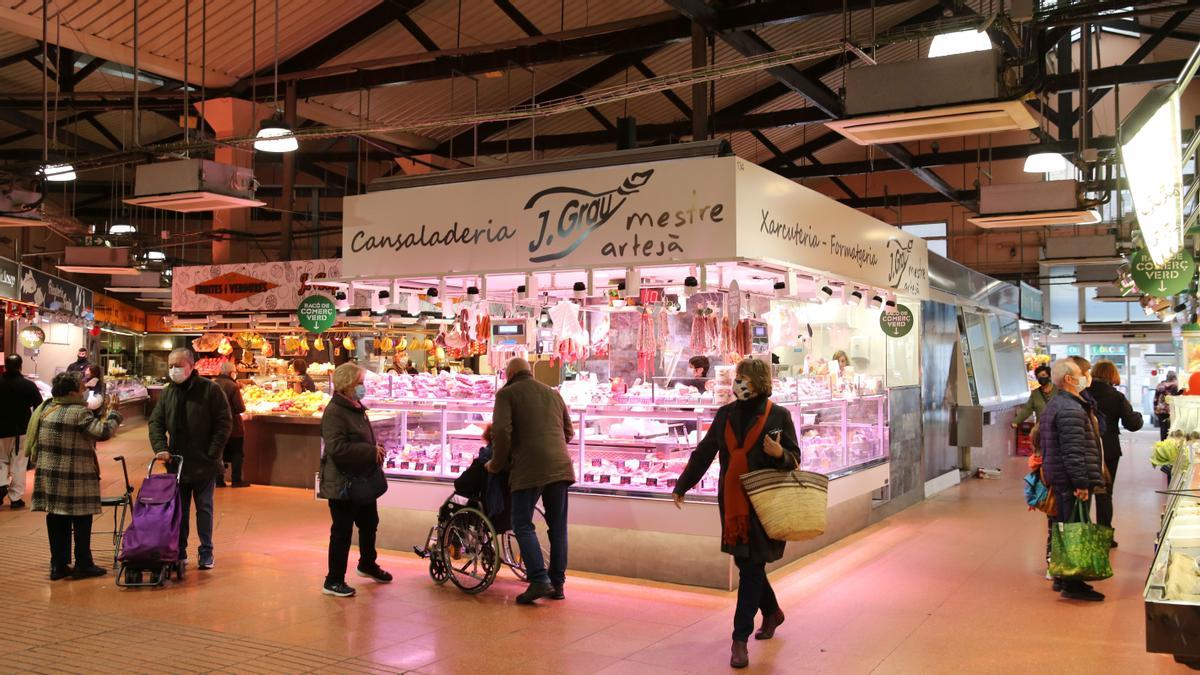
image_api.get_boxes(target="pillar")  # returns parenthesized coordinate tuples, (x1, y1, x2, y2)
(198, 97, 258, 265)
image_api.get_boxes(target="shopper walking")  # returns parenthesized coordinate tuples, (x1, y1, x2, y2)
(148, 348, 231, 571)
(318, 362, 391, 598)
(486, 356, 574, 605)
(673, 358, 802, 669)
(1012, 364, 1055, 428)
(29, 371, 121, 580)
(213, 361, 249, 488)
(1086, 360, 1143, 542)
(1039, 359, 1106, 602)
(0, 354, 43, 509)
(1155, 371, 1180, 440)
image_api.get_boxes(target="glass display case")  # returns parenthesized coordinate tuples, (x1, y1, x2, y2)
(107, 378, 149, 402)
(1145, 439, 1200, 667)
(367, 394, 889, 499)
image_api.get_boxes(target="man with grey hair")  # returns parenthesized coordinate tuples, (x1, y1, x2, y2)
(1038, 358, 1107, 601)
(487, 356, 575, 604)
(213, 360, 248, 488)
(149, 347, 232, 570)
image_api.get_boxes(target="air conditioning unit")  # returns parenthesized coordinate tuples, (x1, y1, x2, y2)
(968, 180, 1101, 229)
(829, 50, 1037, 145)
(56, 246, 141, 276)
(124, 159, 265, 212)
(0, 186, 45, 226)
(1092, 286, 1140, 302)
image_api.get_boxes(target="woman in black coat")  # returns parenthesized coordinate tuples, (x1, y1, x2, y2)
(1085, 360, 1143, 540)
(673, 358, 801, 669)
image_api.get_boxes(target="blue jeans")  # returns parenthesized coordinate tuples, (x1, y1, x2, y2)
(178, 478, 216, 558)
(510, 481, 569, 587)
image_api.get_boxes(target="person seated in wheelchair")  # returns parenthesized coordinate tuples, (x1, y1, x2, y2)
(452, 425, 510, 532)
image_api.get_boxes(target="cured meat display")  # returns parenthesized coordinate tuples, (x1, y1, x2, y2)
(688, 307, 719, 354)
(636, 307, 669, 377)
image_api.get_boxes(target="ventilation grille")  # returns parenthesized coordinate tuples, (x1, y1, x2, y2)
(826, 100, 1037, 146)
(123, 192, 266, 213)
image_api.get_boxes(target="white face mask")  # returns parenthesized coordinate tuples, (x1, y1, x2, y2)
(169, 366, 189, 384)
(86, 391, 102, 410)
(732, 378, 754, 401)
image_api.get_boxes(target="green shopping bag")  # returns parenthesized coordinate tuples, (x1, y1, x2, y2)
(1049, 499, 1113, 581)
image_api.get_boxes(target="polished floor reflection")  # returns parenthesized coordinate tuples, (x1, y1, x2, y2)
(0, 423, 1182, 673)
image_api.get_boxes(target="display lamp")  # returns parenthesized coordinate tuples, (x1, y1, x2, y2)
(516, 285, 527, 300)
(466, 286, 480, 301)
(145, 250, 166, 262)
(866, 292, 884, 310)
(774, 281, 788, 298)
(334, 291, 349, 312)
(612, 281, 627, 308)
(109, 223, 136, 235)
(1023, 151, 1070, 174)
(810, 279, 834, 304)
(928, 29, 992, 58)
(883, 294, 898, 314)
(845, 288, 864, 307)
(253, 111, 298, 153)
(684, 276, 700, 297)
(40, 163, 76, 182)
(573, 282, 587, 300)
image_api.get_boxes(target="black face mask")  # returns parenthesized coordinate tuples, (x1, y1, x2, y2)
(1037, 376, 1051, 386)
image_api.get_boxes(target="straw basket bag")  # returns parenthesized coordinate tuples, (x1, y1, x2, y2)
(739, 469, 828, 541)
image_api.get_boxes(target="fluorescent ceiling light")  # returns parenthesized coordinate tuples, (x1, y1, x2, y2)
(109, 223, 136, 235)
(928, 29, 992, 58)
(1122, 87, 1183, 265)
(254, 112, 298, 153)
(40, 163, 76, 182)
(144, 250, 166, 261)
(1023, 152, 1070, 174)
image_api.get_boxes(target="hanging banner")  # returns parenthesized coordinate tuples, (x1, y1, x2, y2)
(19, 266, 93, 317)
(880, 304, 915, 338)
(297, 295, 338, 333)
(1130, 249, 1195, 298)
(0, 257, 18, 301)
(344, 156, 737, 277)
(171, 259, 341, 313)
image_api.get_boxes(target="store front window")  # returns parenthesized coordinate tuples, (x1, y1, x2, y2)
(1047, 266, 1079, 332)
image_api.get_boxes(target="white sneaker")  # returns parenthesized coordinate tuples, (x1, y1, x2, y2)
(1044, 569, 1053, 580)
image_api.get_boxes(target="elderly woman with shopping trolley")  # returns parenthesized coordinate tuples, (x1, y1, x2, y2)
(673, 358, 804, 670)
(28, 371, 122, 580)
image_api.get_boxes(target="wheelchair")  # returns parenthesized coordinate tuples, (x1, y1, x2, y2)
(414, 491, 548, 595)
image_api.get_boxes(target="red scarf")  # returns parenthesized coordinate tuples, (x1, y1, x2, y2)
(722, 400, 773, 546)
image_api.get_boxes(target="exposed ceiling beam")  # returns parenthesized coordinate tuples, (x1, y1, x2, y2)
(840, 190, 980, 209)
(275, 2, 418, 73)
(0, 6, 236, 87)
(1044, 58, 1186, 90)
(0, 109, 109, 154)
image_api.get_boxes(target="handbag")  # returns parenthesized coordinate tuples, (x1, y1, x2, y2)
(739, 468, 828, 541)
(1049, 499, 1113, 581)
(339, 464, 388, 505)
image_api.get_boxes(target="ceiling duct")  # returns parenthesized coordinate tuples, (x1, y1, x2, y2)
(828, 50, 1037, 145)
(124, 159, 265, 212)
(968, 180, 1101, 229)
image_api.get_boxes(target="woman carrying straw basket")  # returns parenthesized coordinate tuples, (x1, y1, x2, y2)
(673, 358, 801, 669)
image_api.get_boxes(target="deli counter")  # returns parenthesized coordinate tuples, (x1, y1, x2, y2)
(1145, 439, 1200, 668)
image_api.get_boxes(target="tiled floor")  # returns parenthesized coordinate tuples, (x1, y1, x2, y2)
(0, 423, 1188, 673)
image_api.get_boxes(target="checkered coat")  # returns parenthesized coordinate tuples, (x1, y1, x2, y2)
(31, 398, 121, 516)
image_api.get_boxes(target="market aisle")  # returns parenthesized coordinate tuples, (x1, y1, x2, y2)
(0, 424, 1185, 674)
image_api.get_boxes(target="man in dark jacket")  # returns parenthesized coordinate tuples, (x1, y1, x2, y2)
(149, 348, 231, 570)
(0, 354, 43, 509)
(213, 360, 249, 488)
(487, 357, 575, 605)
(1039, 358, 1106, 602)
(65, 347, 90, 375)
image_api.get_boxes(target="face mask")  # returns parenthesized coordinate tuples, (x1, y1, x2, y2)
(732, 379, 753, 401)
(86, 392, 102, 410)
(85, 378, 98, 388)
(1036, 376, 1051, 386)
(169, 367, 188, 384)
(1082, 374, 1092, 389)
(353, 384, 367, 401)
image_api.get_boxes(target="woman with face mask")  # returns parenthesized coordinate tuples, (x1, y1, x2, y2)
(82, 365, 105, 412)
(317, 363, 390, 598)
(672, 358, 801, 669)
(1012, 364, 1055, 429)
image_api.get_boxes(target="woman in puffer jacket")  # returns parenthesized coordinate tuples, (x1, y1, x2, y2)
(1039, 358, 1106, 602)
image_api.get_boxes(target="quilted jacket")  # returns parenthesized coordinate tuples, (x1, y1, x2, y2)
(1038, 390, 1105, 494)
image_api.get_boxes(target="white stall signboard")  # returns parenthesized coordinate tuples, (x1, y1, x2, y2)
(344, 156, 738, 277)
(172, 259, 341, 313)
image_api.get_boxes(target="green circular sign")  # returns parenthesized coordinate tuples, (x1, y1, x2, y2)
(297, 295, 338, 333)
(879, 303, 914, 338)
(1130, 249, 1195, 298)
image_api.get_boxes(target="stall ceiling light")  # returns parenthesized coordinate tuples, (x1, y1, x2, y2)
(1122, 87, 1183, 266)
(144, 250, 166, 261)
(40, 163, 76, 182)
(928, 29, 992, 58)
(108, 223, 136, 235)
(1023, 152, 1070, 174)
(253, 112, 298, 153)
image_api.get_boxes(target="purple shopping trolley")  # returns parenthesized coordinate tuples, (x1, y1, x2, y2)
(116, 455, 185, 588)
